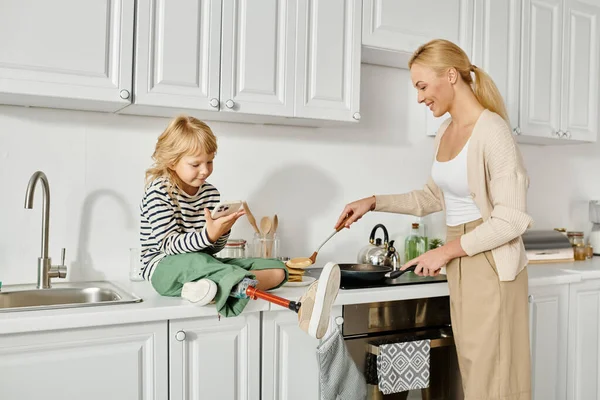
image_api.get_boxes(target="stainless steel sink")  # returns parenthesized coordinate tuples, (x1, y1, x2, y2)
(0, 281, 143, 312)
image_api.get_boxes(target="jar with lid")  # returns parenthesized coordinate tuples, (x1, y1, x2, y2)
(218, 239, 247, 259)
(567, 231, 585, 246)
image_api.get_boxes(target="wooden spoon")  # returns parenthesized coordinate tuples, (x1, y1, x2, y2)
(243, 202, 261, 234)
(272, 214, 279, 234)
(260, 216, 272, 236)
(287, 214, 350, 269)
(260, 216, 273, 257)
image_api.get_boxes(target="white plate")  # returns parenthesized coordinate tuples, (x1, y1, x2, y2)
(283, 276, 316, 287)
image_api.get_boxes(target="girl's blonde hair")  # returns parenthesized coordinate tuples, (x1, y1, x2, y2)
(146, 115, 218, 191)
(408, 39, 509, 122)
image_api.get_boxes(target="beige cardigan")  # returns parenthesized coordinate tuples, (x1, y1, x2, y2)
(375, 109, 533, 281)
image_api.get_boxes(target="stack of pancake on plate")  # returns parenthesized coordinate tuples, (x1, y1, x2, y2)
(284, 258, 312, 283)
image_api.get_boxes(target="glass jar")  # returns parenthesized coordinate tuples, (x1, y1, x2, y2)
(567, 231, 585, 246)
(218, 239, 247, 259)
(586, 244, 594, 259)
(129, 248, 144, 281)
(252, 233, 279, 259)
(574, 244, 587, 261)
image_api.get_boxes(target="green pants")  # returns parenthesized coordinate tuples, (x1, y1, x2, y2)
(151, 252, 288, 317)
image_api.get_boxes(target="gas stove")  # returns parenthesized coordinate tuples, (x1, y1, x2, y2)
(304, 267, 447, 290)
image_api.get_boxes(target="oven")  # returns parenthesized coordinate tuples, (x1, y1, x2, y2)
(342, 296, 463, 399)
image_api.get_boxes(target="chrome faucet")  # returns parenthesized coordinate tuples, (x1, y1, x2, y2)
(24, 171, 67, 289)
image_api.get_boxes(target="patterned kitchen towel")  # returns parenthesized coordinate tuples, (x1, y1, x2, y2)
(376, 339, 430, 395)
(316, 325, 367, 400)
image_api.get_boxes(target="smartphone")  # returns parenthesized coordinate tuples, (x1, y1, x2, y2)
(210, 200, 243, 219)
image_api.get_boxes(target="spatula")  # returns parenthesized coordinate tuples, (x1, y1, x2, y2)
(287, 214, 350, 269)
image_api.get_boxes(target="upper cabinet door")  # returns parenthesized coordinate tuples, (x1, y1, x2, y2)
(560, 0, 600, 142)
(133, 0, 222, 112)
(362, 0, 474, 68)
(220, 0, 296, 117)
(472, 0, 522, 130)
(295, 0, 362, 122)
(0, 0, 134, 112)
(520, 0, 564, 139)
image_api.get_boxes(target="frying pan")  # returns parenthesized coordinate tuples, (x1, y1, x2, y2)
(338, 263, 417, 283)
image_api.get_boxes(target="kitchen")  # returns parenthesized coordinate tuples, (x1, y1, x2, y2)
(1, 0, 600, 399)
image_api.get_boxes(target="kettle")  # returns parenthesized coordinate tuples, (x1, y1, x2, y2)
(368, 240, 401, 269)
(357, 224, 400, 268)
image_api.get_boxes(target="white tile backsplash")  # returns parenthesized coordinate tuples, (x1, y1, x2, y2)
(1, 64, 599, 284)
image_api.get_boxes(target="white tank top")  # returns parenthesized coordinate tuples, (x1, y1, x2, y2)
(431, 139, 482, 226)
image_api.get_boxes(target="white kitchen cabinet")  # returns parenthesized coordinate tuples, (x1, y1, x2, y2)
(567, 279, 600, 400)
(124, 0, 361, 124)
(0, 322, 168, 400)
(362, 0, 475, 68)
(560, 0, 600, 142)
(220, 0, 296, 117)
(169, 313, 261, 400)
(131, 0, 222, 113)
(295, 0, 362, 122)
(529, 284, 569, 400)
(519, 0, 600, 144)
(0, 0, 135, 113)
(472, 0, 522, 130)
(520, 0, 564, 141)
(262, 306, 343, 400)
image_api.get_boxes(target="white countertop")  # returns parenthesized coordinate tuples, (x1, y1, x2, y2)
(0, 280, 268, 334)
(1, 258, 599, 334)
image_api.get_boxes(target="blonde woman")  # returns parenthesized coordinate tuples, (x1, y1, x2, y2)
(336, 39, 532, 399)
(141, 115, 340, 339)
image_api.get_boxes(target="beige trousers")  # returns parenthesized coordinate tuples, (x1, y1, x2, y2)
(446, 219, 531, 400)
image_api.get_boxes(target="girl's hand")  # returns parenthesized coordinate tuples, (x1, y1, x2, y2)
(401, 247, 450, 277)
(334, 196, 376, 230)
(204, 208, 245, 243)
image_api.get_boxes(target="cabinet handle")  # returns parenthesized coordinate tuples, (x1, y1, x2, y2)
(553, 130, 562, 138)
(513, 127, 522, 135)
(119, 89, 131, 100)
(528, 294, 534, 303)
(225, 99, 235, 109)
(566, 130, 572, 139)
(175, 330, 186, 342)
(209, 98, 219, 108)
(353, 112, 361, 121)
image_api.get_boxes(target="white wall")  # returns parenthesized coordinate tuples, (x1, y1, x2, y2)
(1, 64, 599, 285)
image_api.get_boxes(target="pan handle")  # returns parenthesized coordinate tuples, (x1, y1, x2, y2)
(385, 265, 416, 279)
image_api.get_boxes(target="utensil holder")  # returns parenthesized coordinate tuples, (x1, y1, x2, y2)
(252, 233, 279, 259)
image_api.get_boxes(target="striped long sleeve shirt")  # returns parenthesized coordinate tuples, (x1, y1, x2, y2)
(139, 178, 229, 279)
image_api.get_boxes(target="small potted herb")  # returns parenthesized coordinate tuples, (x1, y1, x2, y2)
(429, 238, 444, 250)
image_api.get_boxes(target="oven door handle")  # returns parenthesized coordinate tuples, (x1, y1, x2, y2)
(366, 335, 454, 355)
